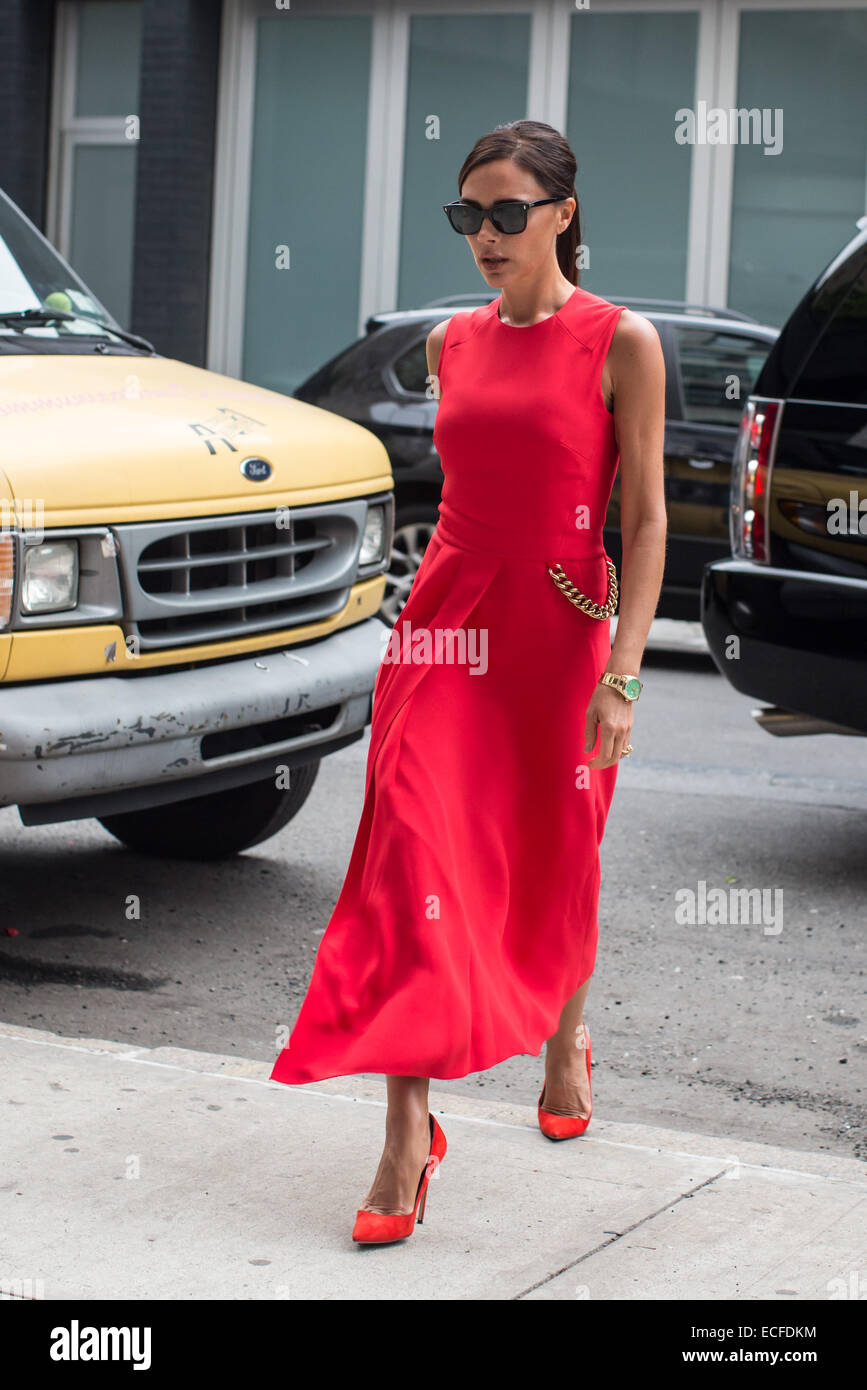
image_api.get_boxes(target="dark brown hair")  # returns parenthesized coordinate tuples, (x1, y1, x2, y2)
(456, 120, 581, 285)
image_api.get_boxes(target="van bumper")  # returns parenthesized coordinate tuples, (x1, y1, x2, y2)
(0, 617, 387, 824)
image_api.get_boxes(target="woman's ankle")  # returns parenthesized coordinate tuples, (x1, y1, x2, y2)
(546, 1043, 587, 1073)
(384, 1103, 430, 1138)
(547, 1020, 587, 1056)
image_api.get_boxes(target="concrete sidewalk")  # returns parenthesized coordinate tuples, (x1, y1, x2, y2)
(2, 1021, 863, 1301)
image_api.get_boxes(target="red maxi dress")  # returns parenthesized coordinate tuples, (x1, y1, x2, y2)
(269, 283, 626, 1085)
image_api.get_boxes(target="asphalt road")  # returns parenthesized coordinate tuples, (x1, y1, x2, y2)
(1, 625, 864, 1163)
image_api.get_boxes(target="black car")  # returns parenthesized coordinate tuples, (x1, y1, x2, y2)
(295, 294, 777, 623)
(701, 217, 867, 738)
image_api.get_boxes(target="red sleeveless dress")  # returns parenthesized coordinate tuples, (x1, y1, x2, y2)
(269, 284, 626, 1084)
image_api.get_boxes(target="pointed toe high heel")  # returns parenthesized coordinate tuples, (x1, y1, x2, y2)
(352, 1112, 447, 1244)
(538, 1024, 592, 1140)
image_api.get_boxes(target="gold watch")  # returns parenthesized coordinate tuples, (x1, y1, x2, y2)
(599, 672, 643, 702)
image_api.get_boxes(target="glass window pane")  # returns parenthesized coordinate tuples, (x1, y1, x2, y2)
(242, 15, 372, 396)
(0, 188, 114, 322)
(76, 1, 143, 117)
(69, 144, 137, 324)
(397, 13, 531, 310)
(728, 9, 867, 327)
(675, 326, 773, 426)
(392, 338, 429, 394)
(793, 267, 867, 406)
(565, 10, 698, 299)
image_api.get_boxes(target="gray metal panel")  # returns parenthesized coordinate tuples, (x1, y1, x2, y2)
(0, 615, 387, 812)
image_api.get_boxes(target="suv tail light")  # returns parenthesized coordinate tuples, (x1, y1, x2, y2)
(730, 397, 782, 562)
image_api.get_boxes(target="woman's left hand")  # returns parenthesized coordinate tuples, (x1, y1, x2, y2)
(585, 684, 633, 770)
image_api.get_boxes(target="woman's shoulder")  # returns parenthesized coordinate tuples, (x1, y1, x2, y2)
(570, 283, 626, 321)
(425, 303, 487, 370)
(565, 284, 641, 352)
(572, 285, 657, 336)
(429, 300, 489, 339)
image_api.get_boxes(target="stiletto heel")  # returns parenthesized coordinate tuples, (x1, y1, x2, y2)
(352, 1112, 447, 1244)
(538, 1023, 592, 1140)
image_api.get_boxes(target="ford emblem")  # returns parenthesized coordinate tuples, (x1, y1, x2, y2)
(240, 457, 273, 482)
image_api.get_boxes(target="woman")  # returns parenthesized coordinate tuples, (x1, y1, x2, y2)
(269, 119, 666, 1244)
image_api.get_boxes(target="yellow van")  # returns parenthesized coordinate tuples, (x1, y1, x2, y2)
(0, 188, 393, 858)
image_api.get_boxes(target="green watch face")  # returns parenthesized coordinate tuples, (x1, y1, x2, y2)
(624, 677, 642, 699)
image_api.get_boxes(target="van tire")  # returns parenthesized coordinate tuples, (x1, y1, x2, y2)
(97, 760, 320, 860)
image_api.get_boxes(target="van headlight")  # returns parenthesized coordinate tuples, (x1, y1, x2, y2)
(21, 540, 79, 613)
(359, 504, 386, 566)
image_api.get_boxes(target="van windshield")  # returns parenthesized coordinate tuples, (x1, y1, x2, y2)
(0, 188, 119, 340)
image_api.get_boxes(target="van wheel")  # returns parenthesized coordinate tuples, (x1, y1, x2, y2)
(97, 761, 320, 860)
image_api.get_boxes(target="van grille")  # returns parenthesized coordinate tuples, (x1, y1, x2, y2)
(114, 501, 371, 649)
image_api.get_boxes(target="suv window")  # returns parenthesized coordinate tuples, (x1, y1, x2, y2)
(675, 326, 771, 426)
(791, 266, 867, 406)
(391, 337, 430, 394)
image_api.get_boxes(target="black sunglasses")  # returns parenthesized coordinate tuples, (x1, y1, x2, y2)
(442, 197, 564, 236)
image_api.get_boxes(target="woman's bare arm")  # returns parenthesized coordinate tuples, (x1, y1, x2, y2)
(426, 318, 450, 399)
(587, 310, 668, 769)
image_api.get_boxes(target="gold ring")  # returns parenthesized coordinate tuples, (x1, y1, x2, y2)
(620, 744, 633, 758)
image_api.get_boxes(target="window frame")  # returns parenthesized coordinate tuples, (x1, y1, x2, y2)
(47, 2, 141, 257)
(207, 0, 867, 380)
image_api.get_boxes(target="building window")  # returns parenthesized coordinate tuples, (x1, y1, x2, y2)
(728, 7, 867, 327)
(565, 8, 699, 300)
(51, 1, 142, 326)
(397, 12, 532, 310)
(241, 12, 373, 397)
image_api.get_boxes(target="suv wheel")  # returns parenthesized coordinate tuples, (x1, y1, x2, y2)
(379, 504, 438, 625)
(97, 761, 320, 860)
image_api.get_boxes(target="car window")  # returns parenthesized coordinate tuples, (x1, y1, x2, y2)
(391, 337, 430, 394)
(791, 266, 867, 406)
(674, 326, 772, 426)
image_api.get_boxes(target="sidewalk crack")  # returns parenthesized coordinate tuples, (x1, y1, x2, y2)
(513, 1168, 728, 1299)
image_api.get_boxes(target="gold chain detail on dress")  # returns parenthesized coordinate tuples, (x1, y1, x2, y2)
(546, 558, 619, 620)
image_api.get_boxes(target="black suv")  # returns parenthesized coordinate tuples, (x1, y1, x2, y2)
(295, 294, 777, 624)
(701, 217, 867, 738)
